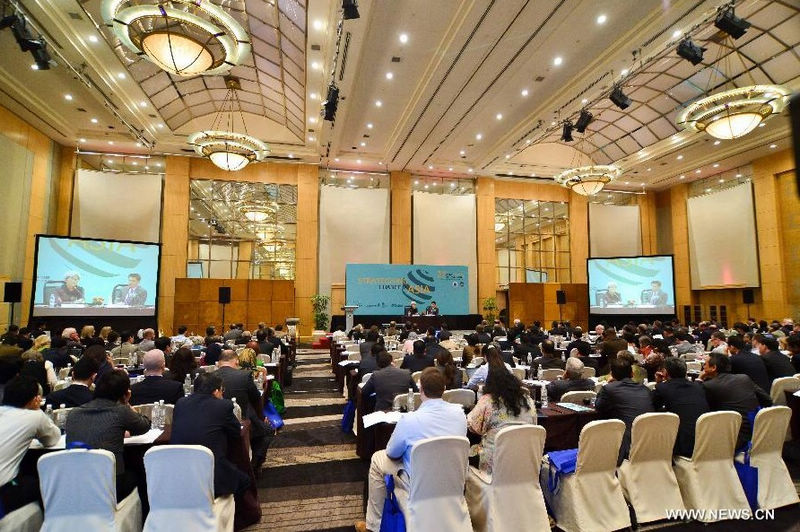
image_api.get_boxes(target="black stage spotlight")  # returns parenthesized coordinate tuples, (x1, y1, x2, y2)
(31, 44, 51, 70)
(609, 85, 632, 110)
(677, 38, 706, 65)
(342, 0, 360, 20)
(575, 109, 593, 133)
(0, 14, 19, 30)
(561, 121, 574, 142)
(322, 83, 339, 121)
(714, 7, 750, 39)
(10, 19, 42, 52)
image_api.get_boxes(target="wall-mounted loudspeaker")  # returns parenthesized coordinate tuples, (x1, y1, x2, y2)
(218, 287, 231, 304)
(556, 290, 567, 305)
(742, 288, 754, 305)
(3, 282, 22, 303)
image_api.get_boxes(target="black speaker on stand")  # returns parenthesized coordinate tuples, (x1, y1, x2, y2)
(4, 282, 22, 327)
(742, 288, 754, 321)
(556, 290, 567, 323)
(219, 287, 231, 334)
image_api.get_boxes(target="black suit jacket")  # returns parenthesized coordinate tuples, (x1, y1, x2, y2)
(513, 344, 541, 365)
(170, 394, 249, 497)
(43, 347, 72, 370)
(130, 376, 183, 405)
(400, 354, 435, 373)
(360, 341, 376, 357)
(792, 353, 800, 374)
(362, 366, 417, 411)
(204, 343, 222, 366)
(595, 378, 654, 465)
(761, 350, 795, 384)
(216, 366, 262, 420)
(730, 351, 770, 392)
(546, 378, 594, 402)
(653, 379, 710, 457)
(532, 356, 565, 371)
(45, 384, 93, 408)
(702, 372, 772, 449)
(499, 350, 516, 368)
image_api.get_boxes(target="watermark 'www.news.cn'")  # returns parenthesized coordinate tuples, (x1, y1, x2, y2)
(665, 508, 775, 521)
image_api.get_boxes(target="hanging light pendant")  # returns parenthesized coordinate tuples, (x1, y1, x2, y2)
(555, 165, 620, 196)
(188, 76, 269, 172)
(101, 0, 250, 77)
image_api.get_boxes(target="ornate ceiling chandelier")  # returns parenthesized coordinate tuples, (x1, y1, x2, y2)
(101, 0, 250, 77)
(555, 165, 620, 196)
(677, 85, 788, 140)
(188, 76, 269, 172)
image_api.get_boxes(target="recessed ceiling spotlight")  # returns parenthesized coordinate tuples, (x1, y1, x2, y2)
(108, 141, 114, 145)
(496, 113, 503, 120)
(621, 68, 629, 76)
(531, 173, 536, 177)
(385, 72, 394, 80)
(459, 150, 465, 156)
(713, 140, 720, 145)
(88, 35, 98, 43)
(553, 56, 563, 66)
(132, 161, 138, 165)
(550, 121, 556, 126)
(356, 159, 361, 163)
(424, 184, 429, 189)
(311, 61, 321, 70)
(597, 14, 607, 24)
(313, 19, 324, 30)
(360, 141, 366, 147)
(525, 139, 531, 144)
(79, 138, 86, 143)
(769, 144, 777, 149)
(375, 100, 382, 107)
(475, 133, 482, 140)
(676, 154, 683, 160)
(309, 136, 315, 141)
(679, 175, 685, 179)
(136, 142, 142, 147)
(428, 165, 434, 170)
(288, 153, 294, 158)
(624, 181, 630, 185)
(450, 182, 456, 188)
(719, 178, 725, 183)
(90, 118, 98, 124)
(365, 123, 373, 130)
(713, 163, 719, 167)
(117, 72, 126, 79)
(735, 173, 742, 177)
(310, 92, 319, 100)
(647, 167, 652, 172)
(695, 169, 701, 173)
(334, 158, 340, 162)
(399, 33, 408, 44)
(448, 167, 453, 171)
(672, 30, 682, 38)
(107, 159, 113, 164)
(64, 94, 73, 101)
(414, 180, 419, 185)
(581, 98, 588, 104)
(155, 162, 161, 167)
(505, 154, 510, 159)
(521, 89, 529, 97)
(705, 188, 712, 193)
(468, 168, 474, 173)
(758, 123, 765, 128)
(309, 117, 317, 123)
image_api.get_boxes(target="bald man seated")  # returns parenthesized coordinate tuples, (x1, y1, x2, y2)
(130, 349, 183, 405)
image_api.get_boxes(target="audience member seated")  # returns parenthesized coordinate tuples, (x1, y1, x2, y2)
(235, 331, 252, 346)
(490, 321, 506, 339)
(547, 357, 595, 401)
(45, 356, 99, 408)
(597, 327, 627, 374)
(788, 335, 800, 373)
(653, 357, 709, 457)
(437, 323, 451, 341)
(699, 351, 772, 450)
(80, 325, 96, 347)
(130, 350, 183, 405)
(532, 340, 565, 372)
(348, 324, 365, 342)
(400, 340, 435, 373)
(565, 328, 588, 356)
(362, 351, 418, 411)
(215, 349, 270, 473)
(168, 346, 199, 384)
(137, 328, 156, 353)
(360, 330, 379, 357)
(468, 363, 536, 474)
(223, 323, 243, 342)
(673, 331, 696, 355)
(0, 376, 61, 514)
(401, 332, 418, 354)
(357, 368, 466, 532)
(615, 351, 646, 384)
(204, 335, 223, 366)
(41, 336, 70, 371)
(436, 350, 463, 390)
(19, 345, 55, 396)
(474, 324, 491, 345)
(466, 345, 511, 389)
(709, 331, 728, 354)
(358, 343, 381, 382)
(727, 335, 770, 392)
(753, 333, 795, 384)
(385, 321, 398, 337)
(170, 372, 250, 497)
(65, 369, 151, 502)
(642, 350, 665, 381)
(462, 334, 479, 367)
(594, 358, 654, 465)
(111, 331, 138, 363)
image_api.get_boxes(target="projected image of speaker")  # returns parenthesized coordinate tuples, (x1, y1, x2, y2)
(587, 255, 676, 316)
(556, 290, 567, 305)
(3, 282, 22, 303)
(218, 287, 231, 304)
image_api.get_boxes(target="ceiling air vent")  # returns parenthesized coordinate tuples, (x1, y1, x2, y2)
(534, 76, 545, 82)
(391, 56, 401, 63)
(68, 12, 82, 20)
(311, 44, 321, 51)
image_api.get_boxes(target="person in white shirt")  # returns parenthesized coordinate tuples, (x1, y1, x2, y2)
(0, 376, 61, 514)
(356, 367, 467, 532)
(170, 325, 188, 346)
(709, 331, 728, 354)
(466, 344, 512, 389)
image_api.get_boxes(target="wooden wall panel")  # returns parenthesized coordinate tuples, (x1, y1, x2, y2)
(55, 145, 76, 235)
(174, 279, 200, 302)
(295, 165, 319, 334)
(669, 184, 692, 311)
(248, 280, 273, 301)
(568, 192, 588, 283)
(508, 283, 545, 327)
(494, 181, 569, 202)
(390, 171, 411, 265)
(272, 279, 295, 303)
(476, 177, 496, 313)
(508, 282, 588, 329)
(637, 192, 657, 255)
(158, 156, 190, 334)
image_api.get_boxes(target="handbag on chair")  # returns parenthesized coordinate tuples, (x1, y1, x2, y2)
(379, 474, 406, 532)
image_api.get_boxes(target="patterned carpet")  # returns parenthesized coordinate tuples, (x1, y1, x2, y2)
(244, 349, 367, 532)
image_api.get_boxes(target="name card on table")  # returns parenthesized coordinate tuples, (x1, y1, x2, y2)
(363, 410, 404, 428)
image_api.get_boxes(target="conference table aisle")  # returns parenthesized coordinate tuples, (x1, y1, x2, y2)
(245, 349, 368, 532)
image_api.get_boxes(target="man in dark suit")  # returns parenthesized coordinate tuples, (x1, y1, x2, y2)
(170, 372, 250, 497)
(359, 330, 379, 358)
(653, 357, 709, 457)
(130, 350, 183, 405)
(597, 328, 627, 375)
(121, 273, 147, 306)
(532, 340, 565, 372)
(362, 352, 418, 411)
(45, 356, 98, 408)
(400, 340, 435, 373)
(513, 332, 541, 366)
(565, 328, 589, 357)
(204, 336, 223, 366)
(570, 341, 599, 371)
(648, 280, 668, 305)
(216, 349, 271, 472)
(595, 358, 654, 465)
(474, 324, 491, 345)
(754, 334, 795, 385)
(788, 335, 800, 373)
(42, 336, 72, 370)
(546, 357, 594, 401)
(700, 351, 772, 450)
(728, 335, 770, 392)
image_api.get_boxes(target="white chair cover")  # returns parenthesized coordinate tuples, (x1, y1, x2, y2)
(361, 373, 372, 384)
(199, 365, 217, 373)
(466, 425, 548, 532)
(511, 368, 525, 381)
(442, 389, 476, 409)
(470, 357, 485, 367)
(540, 369, 563, 381)
(769, 376, 800, 406)
(411, 371, 422, 387)
(559, 391, 596, 405)
(746, 406, 800, 510)
(686, 360, 702, 372)
(132, 403, 174, 425)
(580, 367, 596, 378)
(673, 411, 749, 522)
(0, 502, 43, 532)
(395, 436, 472, 532)
(540, 419, 629, 532)
(143, 445, 234, 532)
(57, 367, 71, 380)
(38, 449, 142, 532)
(392, 393, 422, 411)
(617, 413, 684, 524)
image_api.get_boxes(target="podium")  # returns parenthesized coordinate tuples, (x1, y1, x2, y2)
(342, 305, 359, 332)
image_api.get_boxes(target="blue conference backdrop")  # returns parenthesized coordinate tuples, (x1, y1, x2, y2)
(346, 264, 469, 315)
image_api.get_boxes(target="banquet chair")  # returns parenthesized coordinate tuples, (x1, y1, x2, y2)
(580, 367, 595, 378)
(394, 436, 472, 532)
(645, 381, 656, 391)
(739, 406, 799, 510)
(57, 367, 72, 380)
(361, 373, 372, 384)
(442, 389, 476, 409)
(450, 349, 463, 360)
(143, 445, 234, 532)
(540, 368, 563, 381)
(199, 365, 217, 373)
(392, 392, 422, 411)
(540, 419, 629, 532)
(470, 357, 485, 367)
(466, 425, 548, 532)
(0, 502, 43, 532)
(768, 376, 800, 406)
(617, 413, 684, 524)
(38, 449, 142, 532)
(257, 353, 271, 365)
(511, 367, 525, 381)
(411, 371, 422, 387)
(673, 411, 749, 522)
(559, 391, 596, 405)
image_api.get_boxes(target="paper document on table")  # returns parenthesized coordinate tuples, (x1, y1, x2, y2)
(362, 410, 404, 428)
(29, 434, 66, 450)
(338, 360, 359, 366)
(124, 428, 163, 445)
(556, 402, 594, 412)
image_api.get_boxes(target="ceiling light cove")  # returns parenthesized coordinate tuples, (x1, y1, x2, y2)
(101, 0, 251, 77)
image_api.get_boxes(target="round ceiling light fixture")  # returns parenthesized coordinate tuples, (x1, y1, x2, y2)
(101, 0, 250, 77)
(677, 85, 788, 140)
(554, 165, 620, 196)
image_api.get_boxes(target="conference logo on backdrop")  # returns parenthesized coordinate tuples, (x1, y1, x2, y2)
(49, 239, 143, 277)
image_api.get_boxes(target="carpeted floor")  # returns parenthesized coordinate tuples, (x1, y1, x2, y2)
(244, 349, 367, 532)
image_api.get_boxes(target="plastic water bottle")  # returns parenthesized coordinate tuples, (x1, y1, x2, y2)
(231, 397, 242, 421)
(158, 400, 165, 428)
(45, 404, 53, 423)
(56, 403, 67, 431)
(536, 366, 543, 379)
(49, 293, 56, 307)
(183, 374, 193, 396)
(540, 384, 548, 405)
(406, 388, 415, 412)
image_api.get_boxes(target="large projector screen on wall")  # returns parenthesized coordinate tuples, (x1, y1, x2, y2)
(687, 182, 760, 289)
(588, 255, 675, 315)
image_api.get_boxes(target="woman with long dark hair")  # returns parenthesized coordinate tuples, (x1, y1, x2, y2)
(467, 363, 536, 474)
(435, 349, 463, 389)
(169, 347, 198, 383)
